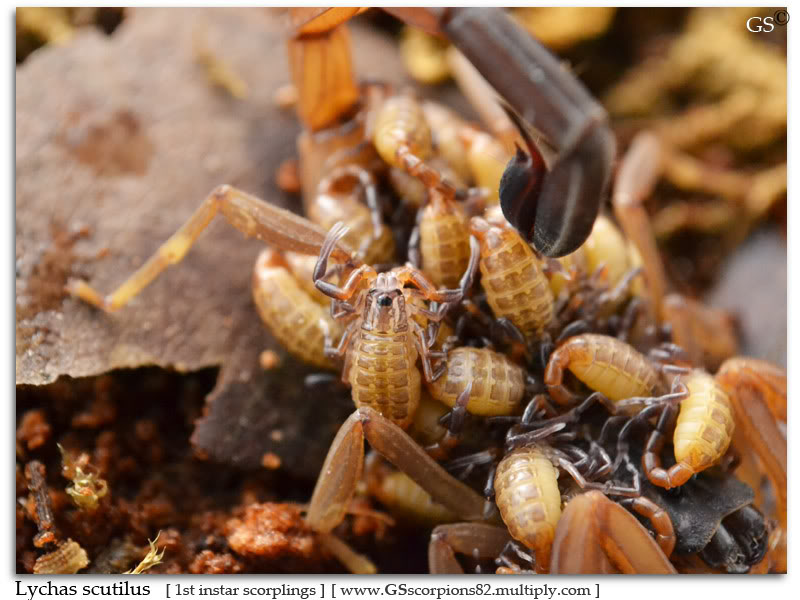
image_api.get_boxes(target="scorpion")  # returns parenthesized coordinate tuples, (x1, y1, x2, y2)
(63, 7, 785, 574)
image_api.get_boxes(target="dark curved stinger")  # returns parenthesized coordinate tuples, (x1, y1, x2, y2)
(441, 7, 616, 257)
(497, 101, 546, 245)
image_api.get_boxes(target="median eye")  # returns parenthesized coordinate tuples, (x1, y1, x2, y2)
(378, 295, 393, 307)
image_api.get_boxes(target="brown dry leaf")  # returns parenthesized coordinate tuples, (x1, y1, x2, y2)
(16, 8, 468, 474)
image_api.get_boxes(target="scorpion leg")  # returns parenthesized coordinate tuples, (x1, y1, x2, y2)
(317, 534, 377, 576)
(613, 133, 740, 370)
(554, 319, 591, 345)
(616, 296, 644, 342)
(551, 391, 618, 423)
(313, 222, 378, 301)
(428, 523, 512, 574)
(319, 318, 358, 360)
(519, 394, 558, 424)
(491, 317, 526, 345)
(662, 294, 738, 371)
(505, 422, 567, 450)
(406, 293, 451, 323)
(716, 358, 786, 532)
(308, 407, 494, 568)
(586, 441, 614, 479)
(361, 407, 494, 521)
(612, 132, 667, 321)
(550, 491, 676, 574)
(67, 186, 355, 312)
(407, 209, 424, 268)
(618, 497, 676, 558)
(594, 266, 642, 315)
(613, 382, 688, 414)
(408, 235, 480, 305)
(552, 453, 639, 498)
(641, 403, 695, 489)
(424, 383, 472, 460)
(304, 411, 375, 574)
(412, 321, 446, 382)
(613, 403, 663, 471)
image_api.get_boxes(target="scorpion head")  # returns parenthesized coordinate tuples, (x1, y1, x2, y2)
(363, 273, 408, 334)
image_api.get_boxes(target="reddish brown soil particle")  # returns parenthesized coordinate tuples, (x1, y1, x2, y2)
(225, 503, 318, 561)
(17, 410, 52, 450)
(189, 550, 245, 574)
(156, 528, 182, 552)
(261, 452, 282, 470)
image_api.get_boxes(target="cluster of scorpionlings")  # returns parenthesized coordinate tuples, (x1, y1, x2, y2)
(64, 6, 785, 570)
(65, 76, 785, 573)
(258, 84, 782, 574)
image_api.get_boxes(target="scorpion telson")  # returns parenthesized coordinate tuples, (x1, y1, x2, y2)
(438, 7, 616, 257)
(291, 7, 616, 256)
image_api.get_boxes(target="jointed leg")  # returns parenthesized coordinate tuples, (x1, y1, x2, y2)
(424, 383, 472, 460)
(314, 222, 377, 300)
(553, 453, 640, 498)
(554, 319, 591, 345)
(360, 407, 492, 522)
(504, 421, 567, 451)
(641, 403, 696, 489)
(67, 185, 354, 312)
(619, 496, 676, 558)
(551, 492, 676, 574)
(613, 403, 663, 472)
(317, 533, 377, 575)
(320, 318, 359, 360)
(716, 358, 786, 530)
(412, 321, 446, 382)
(396, 146, 457, 202)
(398, 236, 479, 304)
(613, 382, 688, 414)
(495, 540, 534, 573)
(307, 407, 493, 562)
(595, 266, 642, 316)
(429, 523, 511, 574)
(520, 393, 559, 424)
(612, 132, 669, 321)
